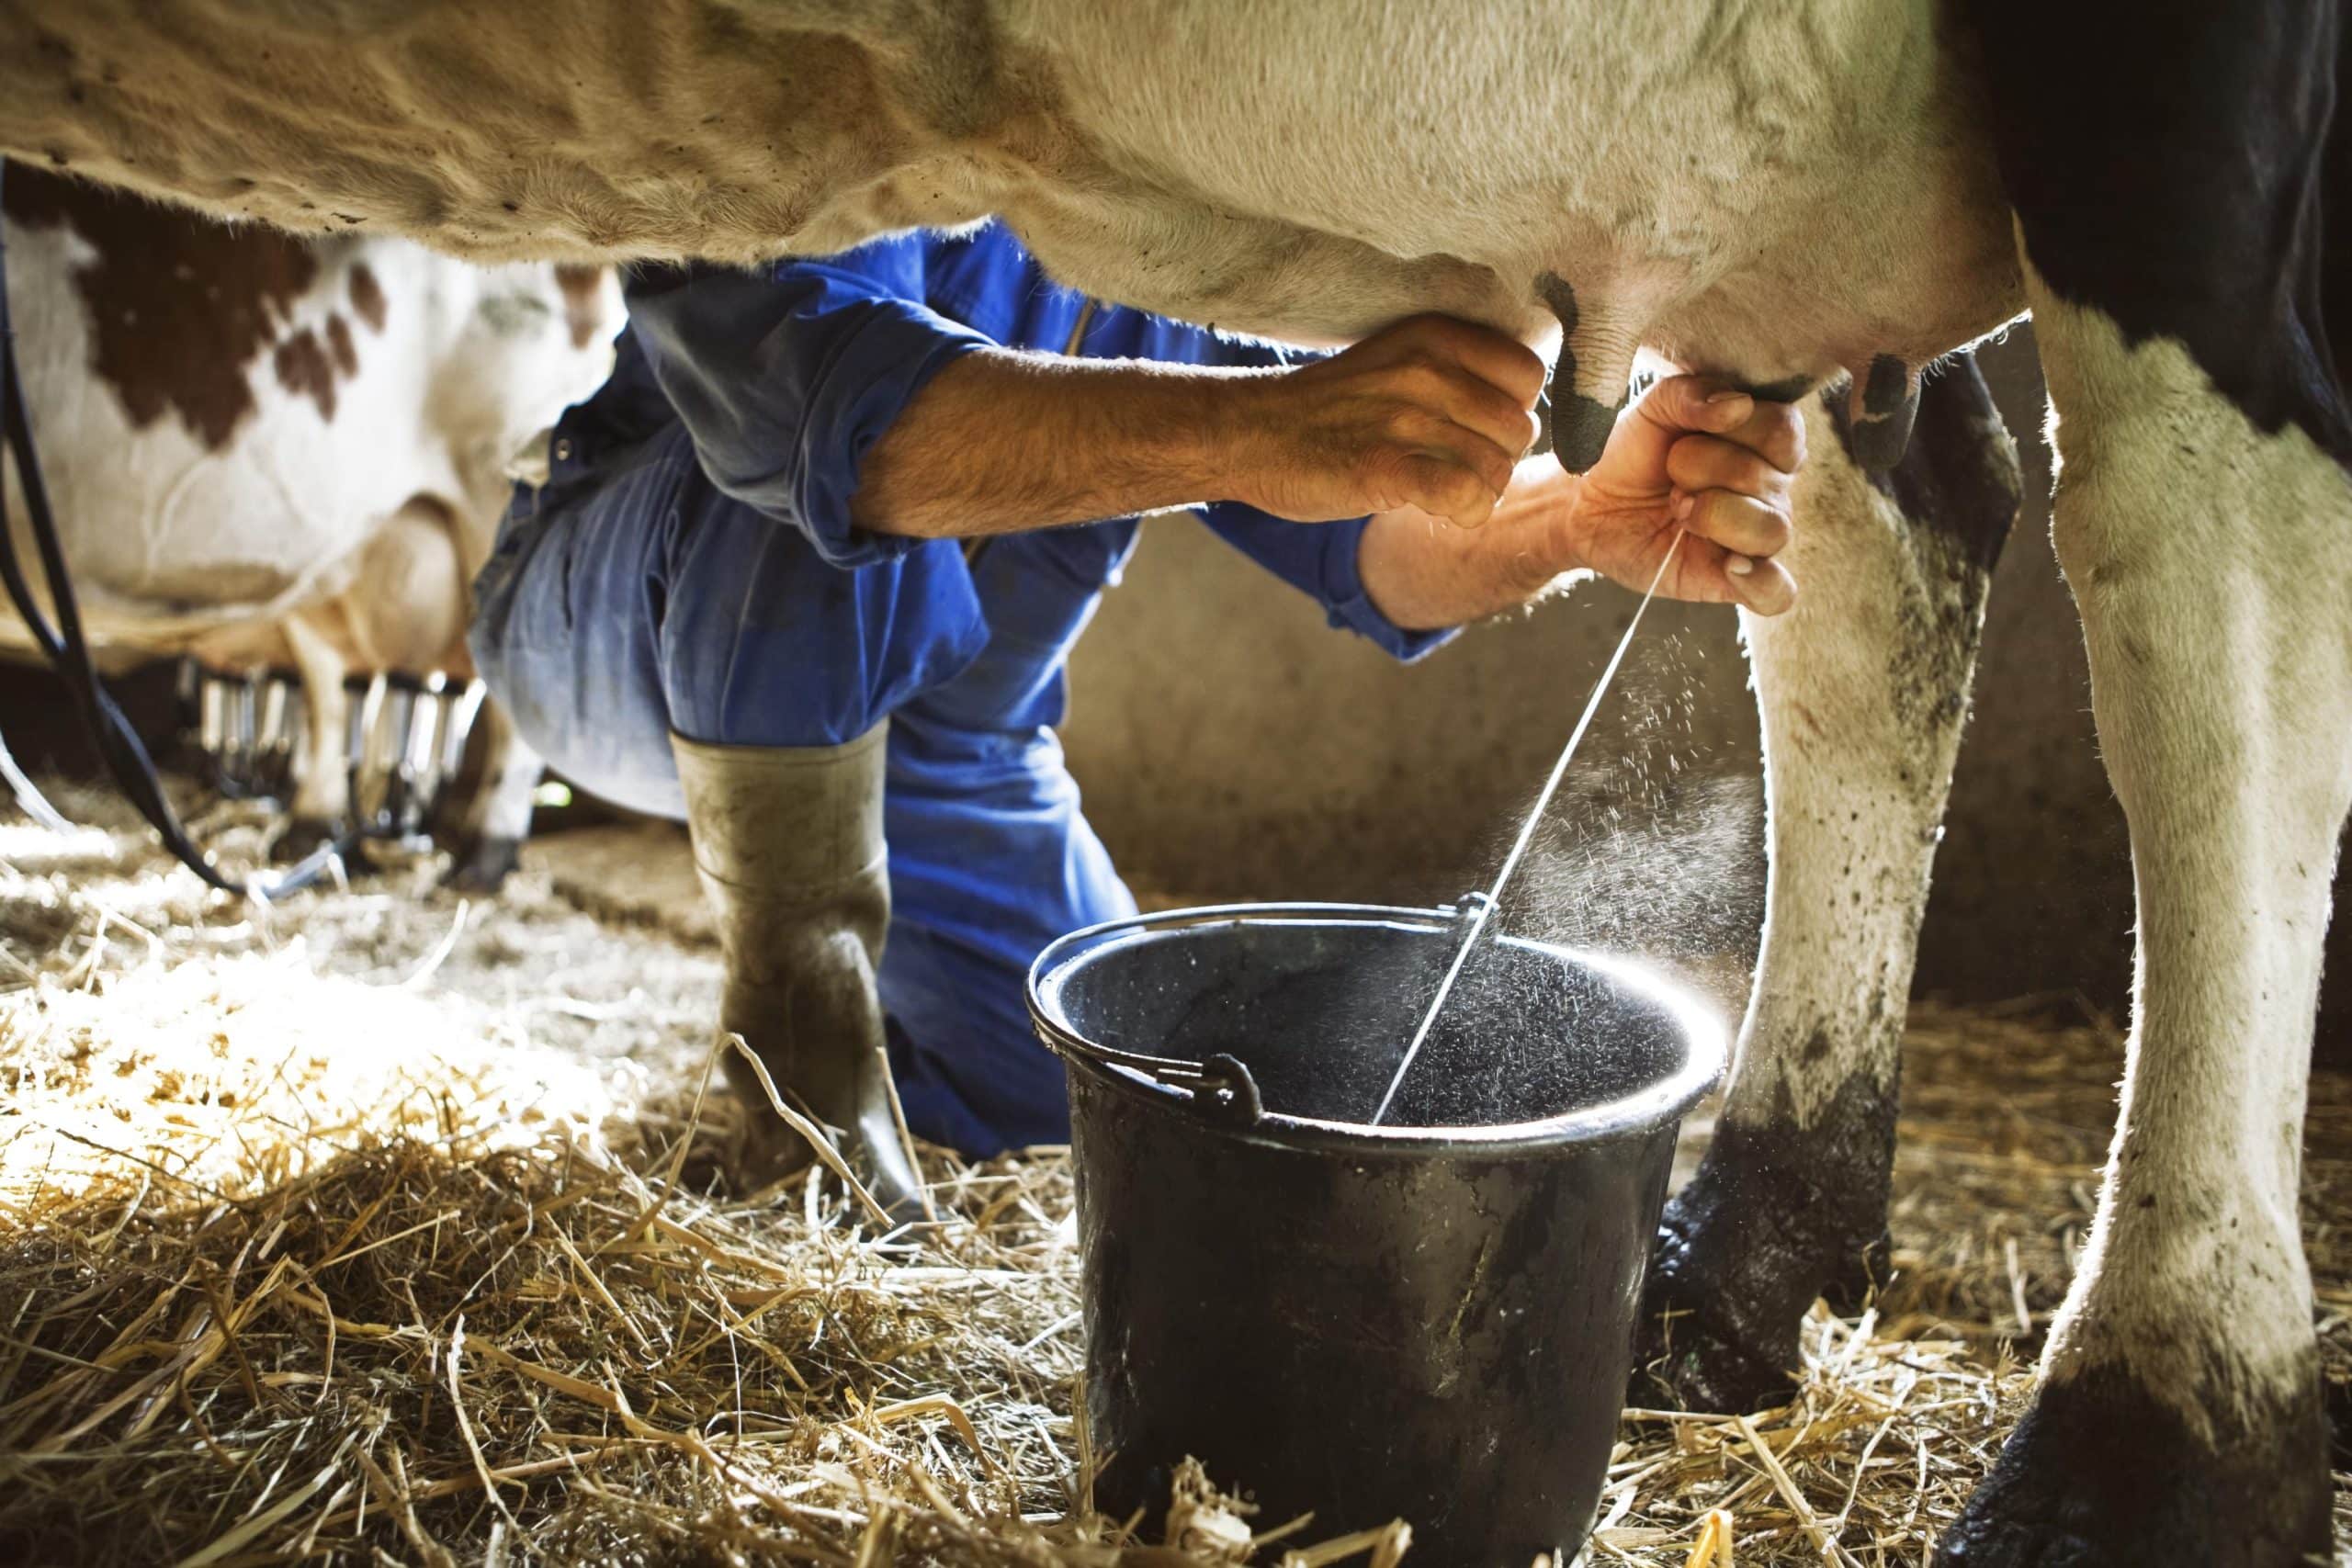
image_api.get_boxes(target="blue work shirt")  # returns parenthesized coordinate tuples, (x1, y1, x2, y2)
(470, 221, 1459, 1154)
(578, 221, 1449, 735)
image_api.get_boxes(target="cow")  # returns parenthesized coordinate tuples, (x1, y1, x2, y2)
(1, 163, 619, 886)
(0, 4, 2343, 1562)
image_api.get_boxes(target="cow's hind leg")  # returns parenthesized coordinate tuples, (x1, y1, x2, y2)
(273, 612, 356, 864)
(1635, 356, 2020, 1410)
(1937, 277, 2345, 1568)
(441, 694, 541, 892)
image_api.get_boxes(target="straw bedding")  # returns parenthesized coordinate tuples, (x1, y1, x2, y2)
(1, 792, 2345, 1565)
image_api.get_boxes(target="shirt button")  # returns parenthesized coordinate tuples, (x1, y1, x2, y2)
(552, 437, 574, 462)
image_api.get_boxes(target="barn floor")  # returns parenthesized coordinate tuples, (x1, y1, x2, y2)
(1, 789, 2346, 1566)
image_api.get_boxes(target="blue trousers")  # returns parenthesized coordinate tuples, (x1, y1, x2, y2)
(470, 424, 1139, 1155)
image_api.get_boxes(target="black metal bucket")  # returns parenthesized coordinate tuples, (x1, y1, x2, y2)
(1027, 902, 1724, 1567)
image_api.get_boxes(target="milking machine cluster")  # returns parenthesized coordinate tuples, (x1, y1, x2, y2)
(174, 660, 488, 848)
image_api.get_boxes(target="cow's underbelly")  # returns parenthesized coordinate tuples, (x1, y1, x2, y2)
(0, 0, 2022, 380)
(987, 0, 2024, 375)
(1, 425, 454, 631)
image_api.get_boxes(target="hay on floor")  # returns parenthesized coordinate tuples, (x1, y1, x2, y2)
(1, 796, 2346, 1564)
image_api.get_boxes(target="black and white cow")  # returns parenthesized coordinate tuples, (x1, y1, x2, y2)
(2, 164, 618, 884)
(0, 2, 2342, 1560)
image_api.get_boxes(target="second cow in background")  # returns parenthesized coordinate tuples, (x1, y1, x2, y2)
(0, 164, 617, 885)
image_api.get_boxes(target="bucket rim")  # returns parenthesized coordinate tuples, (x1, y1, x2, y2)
(1026, 900, 1727, 1154)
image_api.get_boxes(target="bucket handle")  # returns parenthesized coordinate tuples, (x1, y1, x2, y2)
(1030, 901, 1472, 1127)
(1044, 1036, 1264, 1124)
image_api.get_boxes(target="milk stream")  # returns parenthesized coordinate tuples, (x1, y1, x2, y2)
(1366, 532, 1686, 1127)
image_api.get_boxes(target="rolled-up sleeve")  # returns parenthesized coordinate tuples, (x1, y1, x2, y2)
(1196, 503, 1457, 662)
(626, 243, 993, 569)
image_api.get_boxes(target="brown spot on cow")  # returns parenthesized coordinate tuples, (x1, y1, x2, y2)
(324, 312, 357, 376)
(552, 264, 608, 350)
(273, 327, 336, 422)
(3, 161, 319, 449)
(348, 263, 387, 331)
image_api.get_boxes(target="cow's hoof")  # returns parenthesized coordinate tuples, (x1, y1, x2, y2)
(271, 818, 368, 871)
(1632, 1228, 1803, 1413)
(1936, 1363, 2331, 1568)
(442, 835, 522, 894)
(1631, 1075, 1900, 1414)
(1821, 1225, 1895, 1315)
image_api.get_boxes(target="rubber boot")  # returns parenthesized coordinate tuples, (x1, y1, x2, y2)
(671, 725, 926, 1219)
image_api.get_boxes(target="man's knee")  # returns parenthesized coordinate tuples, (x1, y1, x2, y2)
(469, 480, 686, 818)
(659, 513, 988, 752)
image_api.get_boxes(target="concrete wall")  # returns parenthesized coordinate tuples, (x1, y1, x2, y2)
(1063, 328, 2351, 1037)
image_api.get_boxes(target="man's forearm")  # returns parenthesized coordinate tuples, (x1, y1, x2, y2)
(851, 349, 1268, 536)
(851, 314, 1551, 537)
(1356, 456, 1587, 631)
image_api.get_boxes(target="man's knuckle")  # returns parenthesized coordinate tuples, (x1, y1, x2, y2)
(1478, 384, 1531, 429)
(1381, 404, 1429, 441)
(1396, 362, 1453, 402)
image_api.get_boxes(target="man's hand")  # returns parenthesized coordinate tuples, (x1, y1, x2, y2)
(851, 303, 1803, 626)
(1227, 315, 1548, 531)
(1566, 375, 1804, 615)
(1355, 372, 1807, 630)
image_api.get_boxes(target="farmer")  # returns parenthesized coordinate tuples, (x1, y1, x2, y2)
(470, 221, 1804, 1208)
